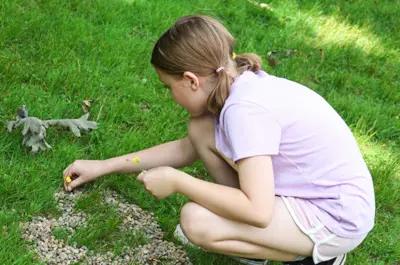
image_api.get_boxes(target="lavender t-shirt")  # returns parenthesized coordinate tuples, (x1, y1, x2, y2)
(215, 70, 375, 238)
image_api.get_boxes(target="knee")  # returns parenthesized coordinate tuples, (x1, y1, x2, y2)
(180, 202, 214, 248)
(188, 114, 214, 147)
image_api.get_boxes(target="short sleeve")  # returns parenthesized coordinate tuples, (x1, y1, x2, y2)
(222, 102, 282, 162)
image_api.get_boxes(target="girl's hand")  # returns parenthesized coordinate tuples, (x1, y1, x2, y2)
(137, 166, 179, 199)
(63, 160, 107, 191)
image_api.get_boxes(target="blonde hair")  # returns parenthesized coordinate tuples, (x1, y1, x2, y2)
(151, 15, 262, 115)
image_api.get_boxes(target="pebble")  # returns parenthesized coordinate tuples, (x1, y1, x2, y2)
(20, 188, 192, 265)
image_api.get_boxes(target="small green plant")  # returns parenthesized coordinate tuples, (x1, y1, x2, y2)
(70, 209, 123, 253)
(52, 227, 71, 241)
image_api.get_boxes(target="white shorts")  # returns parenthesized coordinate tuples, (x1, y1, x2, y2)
(217, 151, 368, 263)
(282, 196, 368, 263)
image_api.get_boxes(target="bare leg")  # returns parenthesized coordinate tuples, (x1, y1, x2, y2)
(186, 114, 314, 261)
(180, 199, 314, 261)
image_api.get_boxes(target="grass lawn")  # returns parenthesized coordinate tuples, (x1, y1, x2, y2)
(0, 0, 399, 264)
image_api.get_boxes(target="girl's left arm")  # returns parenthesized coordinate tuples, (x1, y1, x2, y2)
(176, 155, 275, 228)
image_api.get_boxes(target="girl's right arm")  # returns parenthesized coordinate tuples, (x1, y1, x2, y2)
(63, 136, 198, 191)
(104, 136, 198, 174)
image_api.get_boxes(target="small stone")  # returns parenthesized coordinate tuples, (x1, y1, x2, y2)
(59, 253, 67, 261)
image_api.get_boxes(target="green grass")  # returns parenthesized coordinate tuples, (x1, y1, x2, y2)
(0, 0, 399, 264)
(71, 189, 149, 255)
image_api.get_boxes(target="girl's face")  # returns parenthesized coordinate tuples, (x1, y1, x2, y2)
(155, 68, 210, 117)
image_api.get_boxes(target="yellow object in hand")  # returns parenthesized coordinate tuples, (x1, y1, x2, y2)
(65, 176, 72, 183)
(132, 156, 140, 164)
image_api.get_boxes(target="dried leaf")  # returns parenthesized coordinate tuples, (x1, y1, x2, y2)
(147, 257, 160, 262)
(267, 50, 280, 57)
(319, 48, 324, 60)
(259, 3, 274, 11)
(267, 57, 280, 67)
(247, 0, 259, 5)
(311, 74, 321, 84)
(82, 100, 92, 107)
(81, 99, 96, 114)
(140, 103, 151, 111)
(81, 105, 88, 114)
(285, 49, 297, 57)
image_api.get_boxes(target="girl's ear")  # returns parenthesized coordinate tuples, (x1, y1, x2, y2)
(183, 71, 200, 91)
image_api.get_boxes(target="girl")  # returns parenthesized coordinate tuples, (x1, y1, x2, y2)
(63, 15, 375, 265)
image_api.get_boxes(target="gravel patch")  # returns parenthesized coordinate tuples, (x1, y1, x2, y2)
(21, 188, 192, 265)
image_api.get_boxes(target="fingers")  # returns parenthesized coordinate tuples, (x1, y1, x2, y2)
(63, 166, 71, 191)
(136, 170, 147, 183)
(63, 164, 73, 178)
(63, 162, 76, 191)
(66, 177, 85, 192)
(63, 163, 85, 192)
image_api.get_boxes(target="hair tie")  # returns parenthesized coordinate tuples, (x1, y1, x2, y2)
(216, 67, 224, 73)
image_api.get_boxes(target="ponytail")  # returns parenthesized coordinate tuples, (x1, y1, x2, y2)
(207, 69, 231, 115)
(207, 52, 263, 115)
(150, 15, 263, 116)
